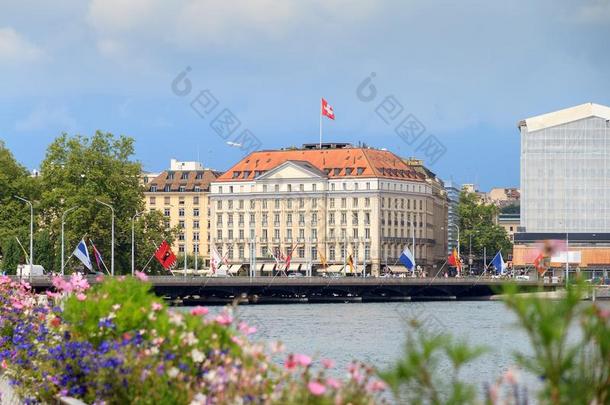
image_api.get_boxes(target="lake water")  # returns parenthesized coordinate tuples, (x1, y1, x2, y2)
(205, 301, 535, 394)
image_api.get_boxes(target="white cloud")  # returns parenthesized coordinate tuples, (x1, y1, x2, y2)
(0, 27, 43, 64)
(576, 0, 610, 22)
(86, 0, 376, 50)
(15, 105, 78, 133)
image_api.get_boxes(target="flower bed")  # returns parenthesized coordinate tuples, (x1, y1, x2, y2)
(0, 274, 386, 404)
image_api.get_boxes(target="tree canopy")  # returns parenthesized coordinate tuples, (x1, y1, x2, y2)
(0, 132, 176, 274)
(457, 190, 512, 260)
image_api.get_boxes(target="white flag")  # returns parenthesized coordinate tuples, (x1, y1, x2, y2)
(73, 239, 93, 270)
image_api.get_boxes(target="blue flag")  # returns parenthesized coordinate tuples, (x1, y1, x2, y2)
(73, 239, 93, 271)
(399, 246, 416, 271)
(490, 251, 506, 275)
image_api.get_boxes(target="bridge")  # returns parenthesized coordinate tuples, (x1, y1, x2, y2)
(23, 276, 559, 305)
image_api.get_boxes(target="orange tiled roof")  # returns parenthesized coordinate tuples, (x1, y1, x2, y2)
(215, 147, 427, 182)
(148, 169, 222, 192)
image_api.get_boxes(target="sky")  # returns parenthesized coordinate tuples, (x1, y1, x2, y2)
(1, 0, 609, 190)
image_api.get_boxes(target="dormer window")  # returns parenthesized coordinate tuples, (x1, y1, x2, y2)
(181, 172, 189, 180)
(167, 172, 174, 180)
(150, 185, 157, 192)
(243, 171, 251, 178)
(232, 171, 241, 179)
(196, 172, 203, 179)
(345, 168, 353, 175)
(357, 167, 364, 175)
(324, 168, 331, 175)
(194, 186, 201, 192)
(179, 186, 186, 192)
(333, 168, 341, 176)
(164, 185, 171, 192)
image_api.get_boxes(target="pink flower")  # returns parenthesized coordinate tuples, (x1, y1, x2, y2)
(214, 313, 233, 326)
(367, 380, 387, 393)
(321, 358, 335, 369)
(135, 271, 148, 281)
(46, 291, 60, 299)
(1, 359, 8, 369)
(326, 378, 341, 389)
(70, 273, 90, 291)
(95, 275, 105, 282)
(190, 306, 209, 316)
(307, 381, 326, 396)
(598, 308, 610, 320)
(284, 354, 297, 370)
(294, 353, 312, 367)
(76, 293, 86, 301)
(12, 301, 24, 310)
(151, 302, 163, 312)
(503, 368, 518, 385)
(238, 321, 257, 335)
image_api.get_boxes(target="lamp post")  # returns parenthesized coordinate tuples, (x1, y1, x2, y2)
(95, 199, 115, 276)
(14, 196, 33, 281)
(61, 206, 78, 275)
(131, 211, 142, 276)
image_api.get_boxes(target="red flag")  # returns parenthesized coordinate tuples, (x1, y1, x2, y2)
(321, 98, 335, 120)
(154, 241, 177, 270)
(534, 252, 546, 275)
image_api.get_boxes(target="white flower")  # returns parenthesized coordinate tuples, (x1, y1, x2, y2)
(181, 331, 198, 346)
(191, 348, 205, 363)
(189, 393, 207, 405)
(168, 311, 184, 326)
(167, 367, 179, 378)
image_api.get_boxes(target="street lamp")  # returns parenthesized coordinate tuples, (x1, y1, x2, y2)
(61, 206, 78, 275)
(131, 211, 142, 276)
(95, 199, 115, 276)
(14, 196, 33, 281)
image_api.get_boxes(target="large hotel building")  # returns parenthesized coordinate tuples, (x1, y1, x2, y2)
(209, 143, 448, 276)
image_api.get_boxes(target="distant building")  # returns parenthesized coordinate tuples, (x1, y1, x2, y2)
(143, 160, 222, 266)
(497, 213, 520, 242)
(513, 102, 610, 274)
(444, 180, 460, 254)
(209, 143, 448, 276)
(486, 187, 520, 208)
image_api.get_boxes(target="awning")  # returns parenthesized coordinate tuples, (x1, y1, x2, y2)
(257, 263, 265, 271)
(318, 264, 344, 273)
(261, 264, 274, 272)
(287, 263, 301, 271)
(228, 264, 242, 274)
(386, 265, 409, 273)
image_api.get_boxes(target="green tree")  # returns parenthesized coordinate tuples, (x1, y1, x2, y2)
(500, 203, 520, 214)
(38, 132, 175, 274)
(0, 141, 38, 271)
(457, 190, 512, 259)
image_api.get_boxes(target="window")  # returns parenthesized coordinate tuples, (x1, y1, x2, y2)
(299, 228, 305, 239)
(164, 196, 170, 205)
(164, 208, 171, 217)
(274, 199, 280, 209)
(299, 198, 305, 208)
(193, 232, 200, 241)
(227, 214, 233, 225)
(163, 185, 170, 192)
(193, 208, 199, 216)
(178, 244, 184, 253)
(287, 213, 293, 225)
(149, 196, 156, 205)
(178, 233, 185, 241)
(250, 200, 255, 209)
(329, 246, 336, 261)
(239, 229, 244, 239)
(179, 220, 185, 228)
(217, 200, 222, 209)
(193, 196, 199, 205)
(312, 184, 317, 191)
(179, 208, 185, 217)
(357, 168, 365, 175)
(239, 200, 244, 209)
(353, 228, 358, 238)
(365, 198, 370, 207)
(366, 182, 370, 190)
(168, 172, 175, 180)
(287, 199, 292, 209)
(274, 185, 279, 192)
(228, 200, 233, 209)
(179, 197, 185, 205)
(263, 185, 268, 192)
(274, 229, 280, 239)
(312, 229, 317, 239)
(341, 198, 346, 208)
(331, 184, 335, 191)
(262, 229, 268, 239)
(193, 220, 199, 229)
(365, 228, 370, 238)
(311, 246, 317, 260)
(329, 212, 335, 225)
(299, 213, 305, 225)
(262, 200, 268, 209)
(228, 229, 234, 239)
(353, 198, 358, 207)
(299, 184, 304, 191)
(298, 246, 305, 258)
(149, 185, 157, 192)
(287, 229, 292, 239)
(217, 230, 222, 239)
(262, 213, 268, 225)
(330, 199, 335, 208)
(249, 213, 255, 224)
(287, 184, 292, 192)
(345, 167, 353, 175)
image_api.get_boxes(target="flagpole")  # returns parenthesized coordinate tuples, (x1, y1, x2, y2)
(319, 107, 322, 148)
(412, 223, 416, 277)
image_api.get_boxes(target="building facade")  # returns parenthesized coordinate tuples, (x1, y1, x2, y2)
(444, 180, 460, 254)
(143, 159, 222, 265)
(209, 144, 448, 276)
(514, 102, 610, 273)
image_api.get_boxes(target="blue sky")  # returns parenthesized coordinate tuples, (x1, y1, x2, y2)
(1, 0, 609, 190)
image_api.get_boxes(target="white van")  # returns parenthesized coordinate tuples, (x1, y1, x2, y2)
(16, 264, 45, 277)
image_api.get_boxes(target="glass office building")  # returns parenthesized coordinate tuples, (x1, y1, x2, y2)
(520, 103, 610, 233)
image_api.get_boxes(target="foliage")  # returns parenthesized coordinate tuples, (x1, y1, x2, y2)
(381, 320, 485, 405)
(0, 274, 386, 405)
(384, 283, 610, 405)
(0, 141, 38, 271)
(457, 190, 512, 257)
(500, 204, 520, 215)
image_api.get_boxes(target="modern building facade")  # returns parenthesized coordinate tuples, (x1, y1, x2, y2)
(444, 180, 460, 254)
(514, 102, 610, 272)
(209, 143, 448, 276)
(143, 159, 222, 265)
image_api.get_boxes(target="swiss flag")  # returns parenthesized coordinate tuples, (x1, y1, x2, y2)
(321, 98, 335, 120)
